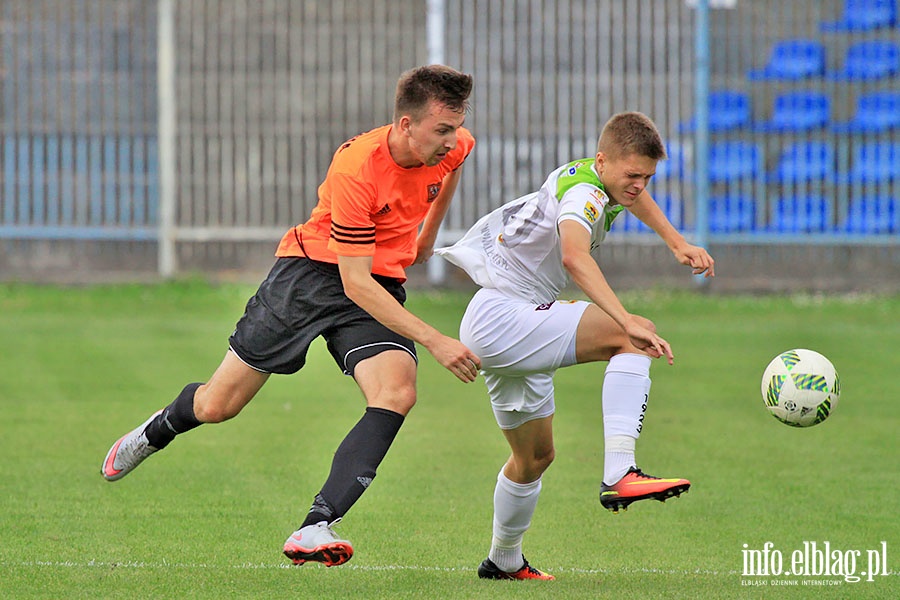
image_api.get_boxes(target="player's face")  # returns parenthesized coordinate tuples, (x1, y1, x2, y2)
(595, 152, 658, 207)
(404, 102, 466, 167)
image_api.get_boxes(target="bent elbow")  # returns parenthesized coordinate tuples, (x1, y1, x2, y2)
(561, 251, 583, 275)
(341, 278, 365, 305)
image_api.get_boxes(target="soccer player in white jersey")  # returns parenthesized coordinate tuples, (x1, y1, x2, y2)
(435, 112, 715, 581)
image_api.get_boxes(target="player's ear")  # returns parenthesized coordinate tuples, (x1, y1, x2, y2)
(397, 114, 413, 137)
(595, 152, 607, 175)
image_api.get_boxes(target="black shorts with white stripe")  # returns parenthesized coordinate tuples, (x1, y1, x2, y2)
(229, 257, 417, 376)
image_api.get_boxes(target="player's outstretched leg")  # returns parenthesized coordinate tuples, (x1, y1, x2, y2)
(101, 383, 204, 482)
(283, 519, 354, 567)
(600, 466, 690, 513)
(477, 556, 554, 581)
(101, 410, 163, 481)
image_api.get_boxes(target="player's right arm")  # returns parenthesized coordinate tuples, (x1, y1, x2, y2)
(558, 220, 673, 364)
(338, 254, 481, 382)
(325, 147, 480, 382)
(627, 191, 716, 278)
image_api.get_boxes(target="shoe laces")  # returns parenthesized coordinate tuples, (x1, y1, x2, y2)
(629, 467, 659, 480)
(521, 561, 544, 577)
(313, 517, 345, 542)
(120, 432, 155, 464)
(292, 518, 344, 543)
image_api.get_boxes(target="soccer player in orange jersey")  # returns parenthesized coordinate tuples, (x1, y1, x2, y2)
(101, 65, 481, 567)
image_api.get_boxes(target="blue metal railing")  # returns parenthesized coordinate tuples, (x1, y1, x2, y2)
(0, 0, 897, 263)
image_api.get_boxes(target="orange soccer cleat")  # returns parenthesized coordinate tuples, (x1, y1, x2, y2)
(600, 466, 690, 513)
(477, 557, 555, 581)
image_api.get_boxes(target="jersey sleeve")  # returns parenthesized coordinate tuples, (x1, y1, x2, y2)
(557, 183, 609, 233)
(448, 128, 476, 171)
(326, 172, 379, 257)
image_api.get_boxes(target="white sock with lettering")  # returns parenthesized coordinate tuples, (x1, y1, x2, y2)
(602, 353, 652, 485)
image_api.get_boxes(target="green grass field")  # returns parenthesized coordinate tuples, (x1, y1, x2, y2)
(0, 282, 897, 599)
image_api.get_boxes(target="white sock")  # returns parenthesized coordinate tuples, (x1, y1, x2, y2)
(604, 435, 636, 485)
(602, 353, 651, 485)
(488, 470, 541, 573)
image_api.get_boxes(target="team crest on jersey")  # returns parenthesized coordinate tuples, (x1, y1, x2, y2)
(584, 203, 599, 224)
(427, 183, 442, 202)
(565, 162, 585, 176)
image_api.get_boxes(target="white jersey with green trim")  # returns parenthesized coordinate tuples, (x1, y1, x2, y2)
(436, 159, 624, 305)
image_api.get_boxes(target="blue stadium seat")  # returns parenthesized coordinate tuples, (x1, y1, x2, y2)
(767, 141, 835, 184)
(769, 196, 834, 233)
(679, 90, 751, 133)
(827, 40, 900, 81)
(841, 196, 898, 233)
(831, 91, 900, 133)
(843, 142, 900, 184)
(708, 141, 761, 184)
(820, 0, 898, 32)
(708, 195, 757, 232)
(612, 195, 682, 233)
(753, 91, 831, 133)
(747, 39, 826, 80)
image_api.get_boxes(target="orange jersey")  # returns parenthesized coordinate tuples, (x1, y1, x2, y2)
(276, 124, 475, 281)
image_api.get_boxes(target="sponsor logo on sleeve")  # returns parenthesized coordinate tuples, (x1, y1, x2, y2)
(565, 162, 584, 176)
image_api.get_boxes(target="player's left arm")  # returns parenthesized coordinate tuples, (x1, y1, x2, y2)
(628, 191, 716, 277)
(414, 167, 464, 264)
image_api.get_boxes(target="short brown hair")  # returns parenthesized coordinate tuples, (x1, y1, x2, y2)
(597, 112, 666, 161)
(393, 64, 473, 123)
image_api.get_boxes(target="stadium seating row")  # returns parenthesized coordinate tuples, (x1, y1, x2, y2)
(658, 141, 900, 185)
(681, 3, 899, 133)
(679, 89, 900, 134)
(659, 1, 899, 236)
(747, 39, 899, 81)
(612, 194, 899, 234)
(819, 0, 897, 32)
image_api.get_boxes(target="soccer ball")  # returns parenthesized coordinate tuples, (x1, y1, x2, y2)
(761, 349, 840, 427)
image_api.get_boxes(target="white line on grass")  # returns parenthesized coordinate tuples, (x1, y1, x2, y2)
(10, 560, 899, 579)
(4, 560, 743, 576)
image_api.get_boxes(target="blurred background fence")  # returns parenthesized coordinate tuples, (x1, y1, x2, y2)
(0, 0, 898, 290)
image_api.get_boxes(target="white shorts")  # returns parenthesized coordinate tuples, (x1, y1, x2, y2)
(460, 288, 589, 429)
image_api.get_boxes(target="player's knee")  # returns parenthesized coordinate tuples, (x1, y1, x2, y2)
(373, 383, 417, 416)
(609, 330, 637, 355)
(525, 447, 555, 478)
(613, 315, 657, 355)
(536, 448, 555, 474)
(393, 386, 417, 414)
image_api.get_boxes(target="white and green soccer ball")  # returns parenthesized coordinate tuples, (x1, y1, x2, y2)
(761, 349, 840, 427)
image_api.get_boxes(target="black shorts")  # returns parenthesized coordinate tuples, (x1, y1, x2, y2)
(228, 257, 417, 376)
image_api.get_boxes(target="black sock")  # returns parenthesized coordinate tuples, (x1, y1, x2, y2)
(301, 407, 405, 528)
(304, 493, 336, 526)
(143, 383, 203, 449)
